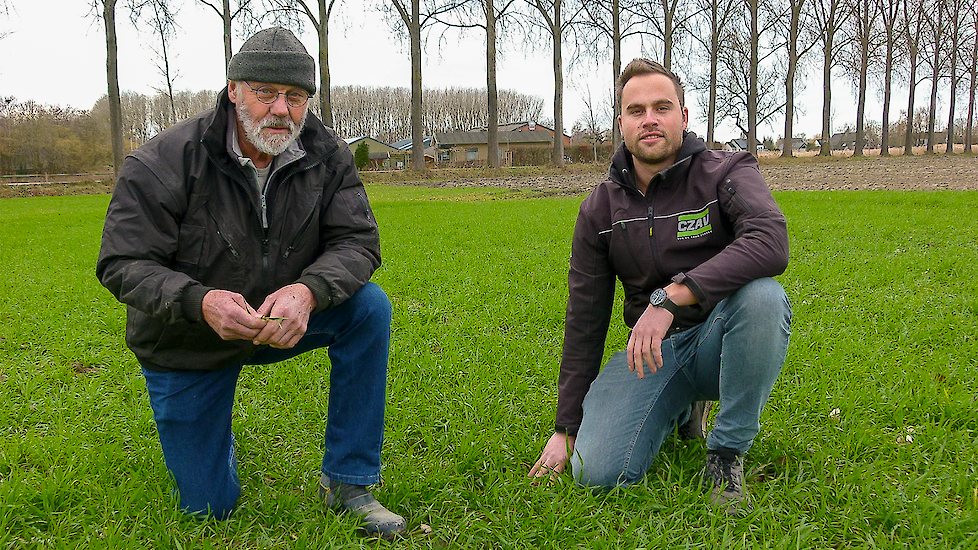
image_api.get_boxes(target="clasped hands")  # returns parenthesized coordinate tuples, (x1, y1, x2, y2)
(202, 283, 317, 349)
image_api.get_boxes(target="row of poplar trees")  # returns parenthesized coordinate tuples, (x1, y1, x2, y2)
(81, 0, 978, 176)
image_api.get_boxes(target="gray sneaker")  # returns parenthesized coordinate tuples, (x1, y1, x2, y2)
(702, 448, 752, 516)
(319, 474, 407, 540)
(678, 400, 712, 440)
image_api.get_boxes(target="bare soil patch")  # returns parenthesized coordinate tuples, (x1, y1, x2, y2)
(422, 154, 978, 194)
(2, 154, 974, 199)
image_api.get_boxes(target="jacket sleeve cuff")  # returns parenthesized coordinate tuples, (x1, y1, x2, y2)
(555, 424, 579, 437)
(297, 274, 334, 313)
(182, 284, 213, 323)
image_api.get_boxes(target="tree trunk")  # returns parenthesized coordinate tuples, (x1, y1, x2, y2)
(926, 47, 939, 154)
(782, 0, 800, 158)
(487, 0, 500, 167)
(747, 0, 758, 155)
(661, 0, 673, 69)
(966, 12, 977, 153)
(223, 0, 232, 69)
(946, 62, 956, 154)
(820, 38, 833, 156)
(945, 7, 959, 154)
(410, 0, 424, 170)
(903, 46, 917, 154)
(706, 6, 719, 148)
(317, 0, 333, 127)
(881, 40, 893, 155)
(854, 38, 868, 156)
(104, 0, 125, 178)
(611, 0, 622, 150)
(552, 0, 565, 167)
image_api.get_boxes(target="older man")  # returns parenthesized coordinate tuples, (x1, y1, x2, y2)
(97, 27, 405, 538)
(530, 59, 791, 516)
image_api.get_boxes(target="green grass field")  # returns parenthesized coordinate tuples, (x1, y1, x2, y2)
(1, 187, 976, 549)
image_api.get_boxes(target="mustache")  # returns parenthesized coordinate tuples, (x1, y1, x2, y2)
(259, 117, 295, 130)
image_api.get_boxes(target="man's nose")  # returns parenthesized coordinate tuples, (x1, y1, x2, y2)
(269, 93, 291, 116)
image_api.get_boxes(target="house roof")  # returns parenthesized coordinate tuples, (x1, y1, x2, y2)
(435, 130, 556, 147)
(390, 136, 435, 150)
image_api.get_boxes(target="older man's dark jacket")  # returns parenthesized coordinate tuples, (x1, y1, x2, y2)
(97, 89, 380, 372)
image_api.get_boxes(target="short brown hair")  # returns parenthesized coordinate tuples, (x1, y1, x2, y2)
(615, 59, 685, 112)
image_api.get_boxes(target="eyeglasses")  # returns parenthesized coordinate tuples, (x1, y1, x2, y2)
(243, 81, 310, 108)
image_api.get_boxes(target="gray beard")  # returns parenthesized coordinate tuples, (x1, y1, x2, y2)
(236, 103, 307, 156)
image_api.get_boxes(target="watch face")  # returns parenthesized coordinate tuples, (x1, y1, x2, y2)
(650, 288, 667, 305)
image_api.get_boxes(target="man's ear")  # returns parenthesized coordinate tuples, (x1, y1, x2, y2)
(227, 82, 237, 104)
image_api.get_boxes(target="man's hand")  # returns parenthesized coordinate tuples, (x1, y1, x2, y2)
(626, 304, 674, 379)
(529, 432, 576, 481)
(202, 289, 265, 341)
(253, 283, 318, 349)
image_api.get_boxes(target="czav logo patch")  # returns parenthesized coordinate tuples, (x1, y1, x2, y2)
(677, 207, 712, 240)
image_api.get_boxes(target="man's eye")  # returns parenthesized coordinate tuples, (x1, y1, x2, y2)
(288, 92, 306, 100)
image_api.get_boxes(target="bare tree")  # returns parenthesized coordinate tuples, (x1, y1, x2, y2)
(132, 0, 182, 125)
(630, 0, 698, 70)
(572, 80, 612, 162)
(0, 1, 11, 41)
(780, 0, 818, 157)
(965, 2, 978, 153)
(690, 0, 739, 147)
(943, 0, 966, 153)
(266, 0, 342, 126)
(196, 0, 265, 69)
(89, 0, 126, 178)
(920, 0, 949, 154)
(713, 23, 784, 149)
(844, 0, 881, 156)
(728, 0, 783, 155)
(382, 0, 465, 170)
(811, 0, 850, 156)
(578, 0, 646, 149)
(525, 0, 585, 166)
(876, 0, 900, 155)
(900, 0, 925, 155)
(447, 0, 521, 167)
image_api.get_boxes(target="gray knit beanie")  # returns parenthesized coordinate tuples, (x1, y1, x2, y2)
(227, 27, 316, 94)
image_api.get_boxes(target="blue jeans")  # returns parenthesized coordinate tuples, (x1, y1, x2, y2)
(142, 282, 391, 518)
(571, 278, 791, 489)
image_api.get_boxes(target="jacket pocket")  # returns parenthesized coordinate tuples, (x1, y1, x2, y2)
(609, 215, 648, 278)
(174, 224, 206, 279)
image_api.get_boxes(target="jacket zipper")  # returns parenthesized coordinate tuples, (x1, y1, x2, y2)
(283, 207, 318, 259)
(646, 186, 667, 282)
(725, 179, 751, 211)
(208, 210, 240, 258)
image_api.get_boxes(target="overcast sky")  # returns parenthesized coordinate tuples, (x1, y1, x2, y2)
(1, 0, 907, 143)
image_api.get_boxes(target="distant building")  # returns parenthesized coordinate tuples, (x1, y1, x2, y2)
(433, 129, 557, 166)
(343, 137, 398, 170)
(777, 137, 806, 151)
(389, 136, 436, 169)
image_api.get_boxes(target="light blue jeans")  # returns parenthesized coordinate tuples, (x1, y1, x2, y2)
(571, 278, 791, 489)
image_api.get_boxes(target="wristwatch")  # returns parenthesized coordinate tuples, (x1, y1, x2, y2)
(649, 288, 678, 314)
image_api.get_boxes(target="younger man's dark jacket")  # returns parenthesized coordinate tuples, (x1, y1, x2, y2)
(556, 132, 789, 435)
